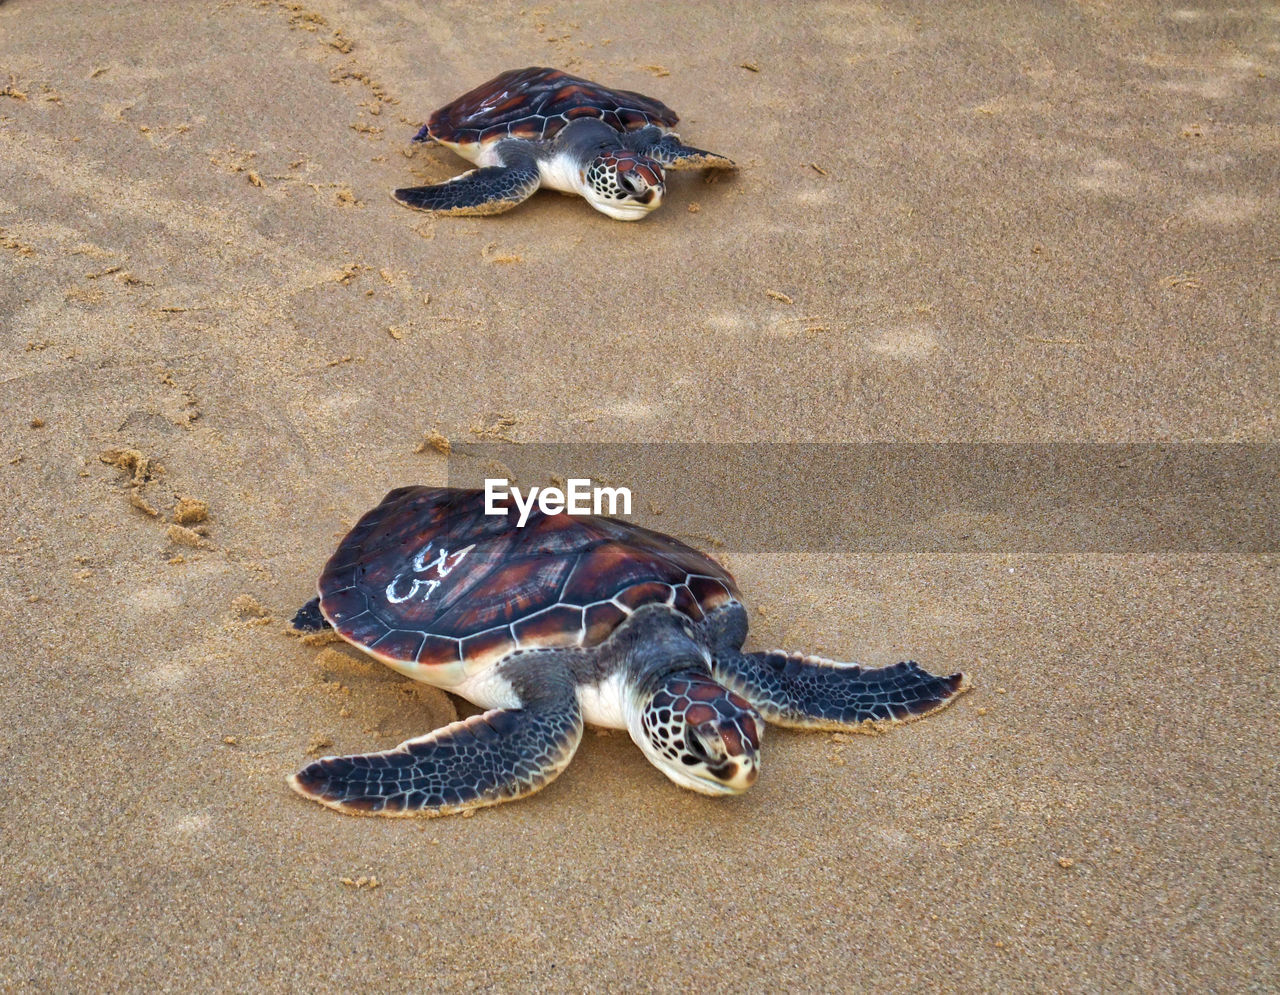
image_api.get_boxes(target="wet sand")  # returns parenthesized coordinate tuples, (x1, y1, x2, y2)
(1, 2, 1277, 990)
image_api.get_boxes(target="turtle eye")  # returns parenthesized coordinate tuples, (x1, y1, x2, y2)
(618, 172, 644, 196)
(686, 724, 719, 763)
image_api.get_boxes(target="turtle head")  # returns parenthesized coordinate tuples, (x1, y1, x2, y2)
(583, 150, 665, 220)
(627, 670, 762, 795)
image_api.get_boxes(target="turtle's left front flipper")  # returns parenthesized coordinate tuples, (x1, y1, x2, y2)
(629, 127, 735, 171)
(712, 651, 969, 732)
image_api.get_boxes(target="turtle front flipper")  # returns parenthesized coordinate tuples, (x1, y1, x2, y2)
(392, 159, 542, 216)
(630, 129, 735, 171)
(712, 651, 969, 732)
(290, 666, 583, 817)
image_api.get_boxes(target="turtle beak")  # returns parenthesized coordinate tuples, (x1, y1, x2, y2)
(690, 710, 761, 794)
(712, 715, 761, 792)
(619, 171, 662, 209)
(712, 755, 758, 792)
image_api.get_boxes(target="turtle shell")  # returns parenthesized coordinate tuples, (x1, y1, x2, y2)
(317, 487, 739, 682)
(422, 66, 680, 147)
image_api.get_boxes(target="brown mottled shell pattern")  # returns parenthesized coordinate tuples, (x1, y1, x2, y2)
(318, 487, 739, 675)
(426, 66, 680, 147)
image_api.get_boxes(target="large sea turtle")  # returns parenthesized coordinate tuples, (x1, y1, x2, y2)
(393, 66, 735, 220)
(290, 487, 969, 817)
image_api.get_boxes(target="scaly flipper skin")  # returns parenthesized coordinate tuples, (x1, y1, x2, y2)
(393, 149, 542, 216)
(711, 651, 970, 732)
(289, 656, 583, 817)
(629, 128, 735, 171)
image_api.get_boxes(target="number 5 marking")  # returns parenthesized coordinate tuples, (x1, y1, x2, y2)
(386, 543, 476, 604)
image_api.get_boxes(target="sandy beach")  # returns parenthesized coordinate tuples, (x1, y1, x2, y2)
(1, 1, 1277, 990)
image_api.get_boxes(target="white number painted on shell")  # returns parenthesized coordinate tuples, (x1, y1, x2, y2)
(386, 541, 475, 605)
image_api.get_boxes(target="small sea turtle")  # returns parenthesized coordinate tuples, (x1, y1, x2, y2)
(290, 487, 969, 817)
(392, 66, 735, 220)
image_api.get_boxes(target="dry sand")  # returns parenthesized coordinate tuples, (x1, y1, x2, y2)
(2, 1, 1277, 990)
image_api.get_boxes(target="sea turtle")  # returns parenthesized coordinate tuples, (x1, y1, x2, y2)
(290, 487, 969, 817)
(392, 66, 735, 220)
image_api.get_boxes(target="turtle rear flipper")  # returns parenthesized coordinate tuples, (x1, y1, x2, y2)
(289, 659, 584, 817)
(712, 652, 969, 732)
(291, 597, 330, 632)
(393, 157, 541, 216)
(410, 124, 441, 145)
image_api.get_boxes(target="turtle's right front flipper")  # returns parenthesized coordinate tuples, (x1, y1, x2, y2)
(392, 159, 541, 216)
(712, 651, 969, 733)
(289, 662, 583, 817)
